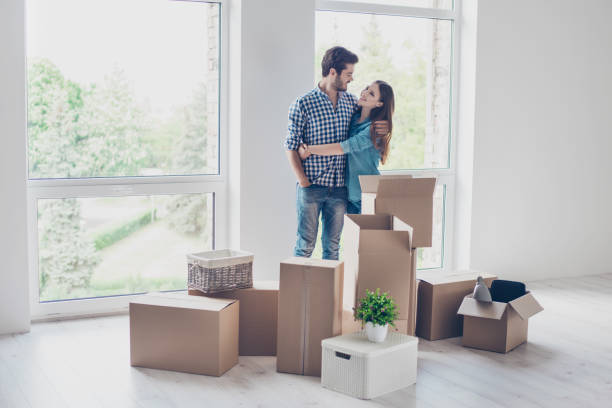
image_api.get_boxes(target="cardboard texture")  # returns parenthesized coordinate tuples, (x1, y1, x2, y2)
(343, 214, 418, 335)
(457, 292, 543, 353)
(129, 292, 239, 376)
(416, 271, 497, 341)
(359, 175, 436, 248)
(277, 258, 343, 376)
(189, 280, 279, 356)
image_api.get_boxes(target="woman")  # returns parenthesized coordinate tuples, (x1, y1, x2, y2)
(299, 80, 394, 214)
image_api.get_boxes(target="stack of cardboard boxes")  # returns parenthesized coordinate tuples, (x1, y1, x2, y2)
(343, 175, 436, 335)
(415, 270, 543, 353)
(130, 282, 279, 376)
(129, 173, 542, 382)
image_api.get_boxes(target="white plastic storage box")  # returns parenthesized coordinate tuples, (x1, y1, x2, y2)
(321, 331, 418, 399)
(187, 249, 254, 294)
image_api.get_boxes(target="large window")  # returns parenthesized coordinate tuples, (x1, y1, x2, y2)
(26, 0, 227, 317)
(315, 0, 458, 269)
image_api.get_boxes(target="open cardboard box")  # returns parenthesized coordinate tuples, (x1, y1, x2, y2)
(457, 291, 543, 353)
(359, 175, 436, 248)
(343, 214, 417, 334)
(277, 257, 343, 376)
(416, 271, 497, 341)
(130, 292, 239, 376)
(189, 281, 279, 356)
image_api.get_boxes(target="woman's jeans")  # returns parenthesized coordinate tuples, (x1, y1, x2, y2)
(294, 184, 347, 260)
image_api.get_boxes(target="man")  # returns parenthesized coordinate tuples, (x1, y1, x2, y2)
(285, 46, 386, 260)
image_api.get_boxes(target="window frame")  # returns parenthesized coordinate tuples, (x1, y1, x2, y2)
(315, 0, 461, 272)
(26, 0, 230, 320)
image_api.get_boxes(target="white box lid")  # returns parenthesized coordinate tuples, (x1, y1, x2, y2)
(322, 330, 418, 358)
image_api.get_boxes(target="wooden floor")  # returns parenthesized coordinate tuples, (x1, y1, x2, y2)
(1, 274, 612, 407)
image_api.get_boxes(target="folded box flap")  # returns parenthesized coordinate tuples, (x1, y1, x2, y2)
(417, 270, 497, 285)
(392, 216, 413, 247)
(457, 296, 506, 320)
(345, 213, 392, 230)
(359, 175, 381, 193)
(508, 292, 543, 320)
(377, 177, 436, 198)
(134, 292, 237, 311)
(281, 257, 343, 269)
(359, 175, 414, 194)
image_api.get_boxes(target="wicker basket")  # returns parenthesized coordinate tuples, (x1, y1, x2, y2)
(187, 249, 254, 294)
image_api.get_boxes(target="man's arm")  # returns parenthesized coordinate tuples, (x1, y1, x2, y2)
(286, 150, 311, 187)
(373, 120, 389, 136)
(285, 99, 312, 187)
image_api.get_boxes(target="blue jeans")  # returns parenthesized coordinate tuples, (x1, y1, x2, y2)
(347, 200, 361, 214)
(294, 184, 347, 260)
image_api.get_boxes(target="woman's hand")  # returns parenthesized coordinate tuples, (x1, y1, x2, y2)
(298, 143, 312, 160)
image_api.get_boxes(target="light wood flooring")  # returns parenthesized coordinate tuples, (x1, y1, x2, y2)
(1, 274, 612, 407)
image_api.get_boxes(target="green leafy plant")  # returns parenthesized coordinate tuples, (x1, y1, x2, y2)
(354, 288, 399, 327)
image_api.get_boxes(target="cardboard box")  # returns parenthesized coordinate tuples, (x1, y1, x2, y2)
(359, 175, 436, 248)
(416, 271, 497, 341)
(277, 257, 343, 376)
(130, 292, 238, 376)
(189, 281, 279, 356)
(457, 292, 543, 353)
(343, 214, 417, 334)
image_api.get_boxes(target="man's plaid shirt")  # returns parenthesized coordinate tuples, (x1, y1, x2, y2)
(285, 87, 358, 187)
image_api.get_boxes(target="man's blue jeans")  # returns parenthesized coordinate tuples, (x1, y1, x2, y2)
(294, 184, 347, 260)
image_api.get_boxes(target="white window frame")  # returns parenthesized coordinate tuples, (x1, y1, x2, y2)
(316, 0, 461, 272)
(26, 0, 230, 320)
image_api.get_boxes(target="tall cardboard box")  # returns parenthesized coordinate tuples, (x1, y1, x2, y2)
(416, 271, 497, 340)
(130, 292, 239, 376)
(277, 258, 343, 377)
(343, 214, 416, 334)
(359, 175, 436, 248)
(189, 281, 279, 356)
(457, 292, 543, 353)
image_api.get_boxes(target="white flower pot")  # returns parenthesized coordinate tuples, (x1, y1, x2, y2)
(365, 322, 389, 343)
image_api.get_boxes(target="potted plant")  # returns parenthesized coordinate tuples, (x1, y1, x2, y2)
(354, 288, 399, 343)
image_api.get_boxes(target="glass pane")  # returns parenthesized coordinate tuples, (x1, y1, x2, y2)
(315, 11, 452, 169)
(328, 0, 453, 10)
(417, 183, 445, 269)
(26, 0, 219, 179)
(37, 194, 213, 302)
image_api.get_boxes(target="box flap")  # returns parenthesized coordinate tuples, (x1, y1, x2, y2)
(358, 230, 411, 253)
(376, 177, 436, 198)
(358, 174, 413, 194)
(457, 296, 506, 320)
(392, 216, 413, 248)
(417, 270, 497, 285)
(344, 214, 391, 230)
(281, 257, 343, 269)
(132, 292, 236, 311)
(508, 292, 543, 320)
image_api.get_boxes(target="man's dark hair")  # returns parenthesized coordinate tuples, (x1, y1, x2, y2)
(321, 46, 358, 77)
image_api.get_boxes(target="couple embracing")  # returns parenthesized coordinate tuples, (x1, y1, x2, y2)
(285, 46, 395, 261)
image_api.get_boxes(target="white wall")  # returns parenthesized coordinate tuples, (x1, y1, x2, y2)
(230, 0, 314, 280)
(452, 0, 478, 270)
(470, 0, 612, 281)
(0, 0, 30, 334)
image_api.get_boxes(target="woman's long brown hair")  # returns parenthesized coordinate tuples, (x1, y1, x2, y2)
(368, 80, 395, 165)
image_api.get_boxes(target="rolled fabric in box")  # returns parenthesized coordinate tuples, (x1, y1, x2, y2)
(490, 280, 526, 303)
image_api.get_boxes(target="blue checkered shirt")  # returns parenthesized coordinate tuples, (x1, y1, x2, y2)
(285, 87, 358, 187)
